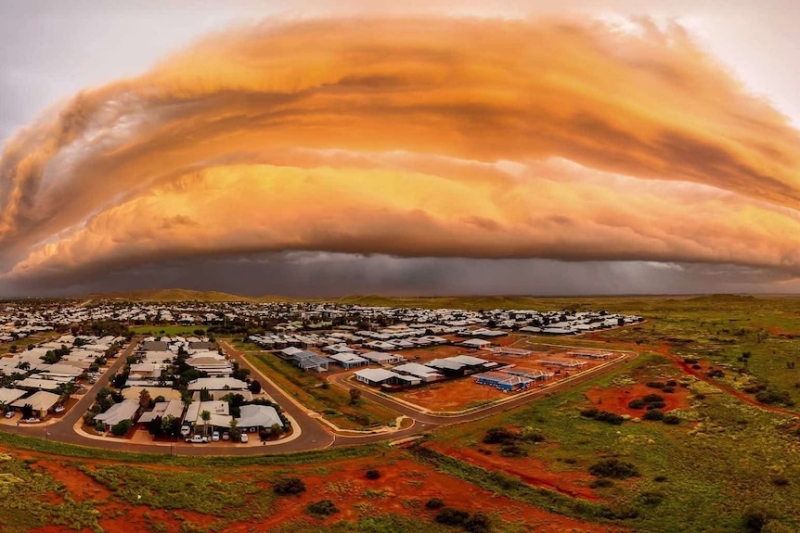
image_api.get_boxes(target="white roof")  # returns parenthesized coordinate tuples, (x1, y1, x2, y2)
(0, 387, 26, 404)
(394, 363, 441, 378)
(12, 390, 60, 412)
(329, 353, 368, 364)
(187, 377, 248, 391)
(236, 404, 282, 428)
(138, 400, 185, 424)
(94, 400, 139, 425)
(15, 377, 61, 391)
(354, 368, 399, 382)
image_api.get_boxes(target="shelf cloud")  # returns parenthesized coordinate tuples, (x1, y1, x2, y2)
(1, 16, 799, 293)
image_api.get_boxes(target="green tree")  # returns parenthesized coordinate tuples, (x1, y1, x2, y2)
(201, 410, 211, 436)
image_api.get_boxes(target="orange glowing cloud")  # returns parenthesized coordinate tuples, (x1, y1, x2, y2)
(1, 16, 799, 284)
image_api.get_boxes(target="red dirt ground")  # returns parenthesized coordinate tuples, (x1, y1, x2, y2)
(585, 383, 692, 417)
(8, 448, 626, 533)
(428, 442, 599, 501)
(394, 379, 509, 411)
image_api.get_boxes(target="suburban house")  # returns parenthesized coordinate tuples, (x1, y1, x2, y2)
(328, 352, 369, 369)
(393, 362, 443, 382)
(236, 404, 283, 432)
(187, 377, 248, 391)
(0, 387, 26, 406)
(138, 399, 185, 425)
(537, 357, 588, 369)
(15, 377, 61, 392)
(460, 338, 493, 350)
(11, 391, 61, 418)
(567, 351, 612, 359)
(360, 351, 405, 365)
(291, 351, 330, 372)
(93, 399, 140, 431)
(129, 363, 161, 381)
(354, 368, 420, 387)
(183, 400, 232, 431)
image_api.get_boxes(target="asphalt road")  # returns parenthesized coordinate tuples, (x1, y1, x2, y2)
(1, 340, 633, 456)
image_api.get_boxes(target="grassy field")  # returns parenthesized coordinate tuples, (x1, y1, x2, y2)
(429, 352, 800, 533)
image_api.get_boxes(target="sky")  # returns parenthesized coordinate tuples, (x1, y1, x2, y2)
(1, 0, 799, 297)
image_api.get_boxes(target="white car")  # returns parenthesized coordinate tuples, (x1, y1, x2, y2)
(54, 405, 65, 413)
(22, 417, 41, 424)
(180, 424, 191, 437)
(211, 431, 220, 442)
(3, 411, 13, 419)
(185, 435, 208, 444)
(240, 433, 249, 443)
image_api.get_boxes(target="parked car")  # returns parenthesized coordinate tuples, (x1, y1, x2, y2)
(4, 411, 14, 419)
(222, 432, 230, 441)
(185, 435, 208, 444)
(22, 417, 41, 424)
(211, 431, 220, 442)
(54, 405, 65, 413)
(180, 424, 192, 436)
(240, 433, 249, 443)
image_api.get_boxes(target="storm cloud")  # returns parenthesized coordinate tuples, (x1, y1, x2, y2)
(1, 16, 800, 294)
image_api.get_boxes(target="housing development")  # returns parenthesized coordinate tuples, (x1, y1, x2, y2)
(0, 299, 640, 450)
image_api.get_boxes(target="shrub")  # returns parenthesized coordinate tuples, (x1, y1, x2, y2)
(520, 428, 546, 443)
(662, 387, 675, 394)
(666, 380, 678, 387)
(589, 478, 614, 488)
(306, 500, 339, 517)
(706, 369, 725, 379)
(692, 364, 702, 370)
(110, 419, 133, 436)
(425, 498, 445, 510)
(593, 411, 624, 425)
(743, 504, 771, 532)
(500, 444, 527, 458)
(464, 511, 491, 533)
(483, 427, 518, 445)
(772, 476, 790, 487)
(756, 389, 794, 407)
(643, 409, 665, 421)
(365, 469, 381, 480)
(435, 507, 470, 527)
(589, 459, 640, 479)
(662, 414, 681, 425)
(579, 408, 599, 419)
(653, 475, 668, 482)
(638, 491, 665, 506)
(646, 381, 665, 389)
(646, 402, 667, 410)
(273, 477, 306, 496)
(627, 399, 645, 409)
(642, 394, 664, 404)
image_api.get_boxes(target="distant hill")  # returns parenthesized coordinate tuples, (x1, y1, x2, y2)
(84, 289, 292, 303)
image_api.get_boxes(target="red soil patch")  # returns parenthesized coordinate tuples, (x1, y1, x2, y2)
(585, 383, 692, 417)
(394, 379, 508, 411)
(35, 460, 112, 502)
(429, 443, 599, 501)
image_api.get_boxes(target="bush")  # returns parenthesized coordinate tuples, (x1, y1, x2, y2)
(464, 511, 491, 533)
(425, 498, 445, 510)
(638, 491, 665, 506)
(520, 428, 546, 443)
(483, 427, 518, 445)
(594, 411, 624, 425)
(653, 475, 668, 482)
(646, 381, 665, 389)
(646, 402, 667, 410)
(306, 500, 339, 517)
(273, 477, 306, 496)
(743, 504, 771, 532)
(110, 419, 133, 436)
(589, 478, 614, 488)
(642, 394, 664, 404)
(666, 380, 678, 387)
(500, 444, 527, 458)
(772, 476, 790, 487)
(580, 408, 599, 419)
(662, 387, 675, 394)
(627, 399, 645, 409)
(365, 469, 381, 480)
(643, 409, 665, 421)
(663, 414, 681, 425)
(436, 507, 470, 527)
(589, 459, 640, 479)
(756, 389, 795, 407)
